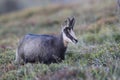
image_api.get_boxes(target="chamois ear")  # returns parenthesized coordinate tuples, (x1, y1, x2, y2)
(61, 18, 70, 28)
(69, 17, 75, 29)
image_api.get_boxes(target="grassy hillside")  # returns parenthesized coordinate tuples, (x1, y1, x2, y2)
(0, 0, 120, 80)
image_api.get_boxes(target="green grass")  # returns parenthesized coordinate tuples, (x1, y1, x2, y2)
(0, 0, 120, 80)
(0, 38, 120, 80)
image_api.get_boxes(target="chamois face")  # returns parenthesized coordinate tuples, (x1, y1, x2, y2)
(62, 17, 78, 44)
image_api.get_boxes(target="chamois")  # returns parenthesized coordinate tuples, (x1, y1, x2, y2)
(15, 17, 78, 64)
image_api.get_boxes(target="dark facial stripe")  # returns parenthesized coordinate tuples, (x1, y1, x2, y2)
(63, 27, 75, 42)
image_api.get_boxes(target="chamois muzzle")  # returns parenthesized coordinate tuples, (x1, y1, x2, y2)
(72, 38, 78, 44)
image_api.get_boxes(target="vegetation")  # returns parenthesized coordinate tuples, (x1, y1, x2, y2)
(0, 0, 120, 80)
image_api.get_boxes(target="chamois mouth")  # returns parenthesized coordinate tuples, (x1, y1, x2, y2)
(72, 39, 78, 44)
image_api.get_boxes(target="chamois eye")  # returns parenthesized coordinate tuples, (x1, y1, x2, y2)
(67, 28, 71, 32)
(67, 28, 70, 32)
(67, 29, 70, 32)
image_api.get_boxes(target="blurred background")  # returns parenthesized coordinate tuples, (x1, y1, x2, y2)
(0, 0, 118, 46)
(0, 0, 80, 14)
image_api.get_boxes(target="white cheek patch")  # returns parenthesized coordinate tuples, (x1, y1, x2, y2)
(63, 32, 73, 43)
(62, 27, 77, 44)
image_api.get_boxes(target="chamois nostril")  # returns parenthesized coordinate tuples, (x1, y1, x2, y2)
(75, 39, 78, 43)
(73, 39, 78, 44)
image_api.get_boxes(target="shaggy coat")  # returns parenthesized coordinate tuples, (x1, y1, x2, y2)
(17, 33, 67, 64)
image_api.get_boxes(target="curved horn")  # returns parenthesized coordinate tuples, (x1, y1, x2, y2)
(69, 17, 75, 29)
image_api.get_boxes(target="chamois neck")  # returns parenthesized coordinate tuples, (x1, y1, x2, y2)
(60, 33, 68, 47)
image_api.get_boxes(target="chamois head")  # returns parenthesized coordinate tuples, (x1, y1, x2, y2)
(62, 17, 78, 46)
